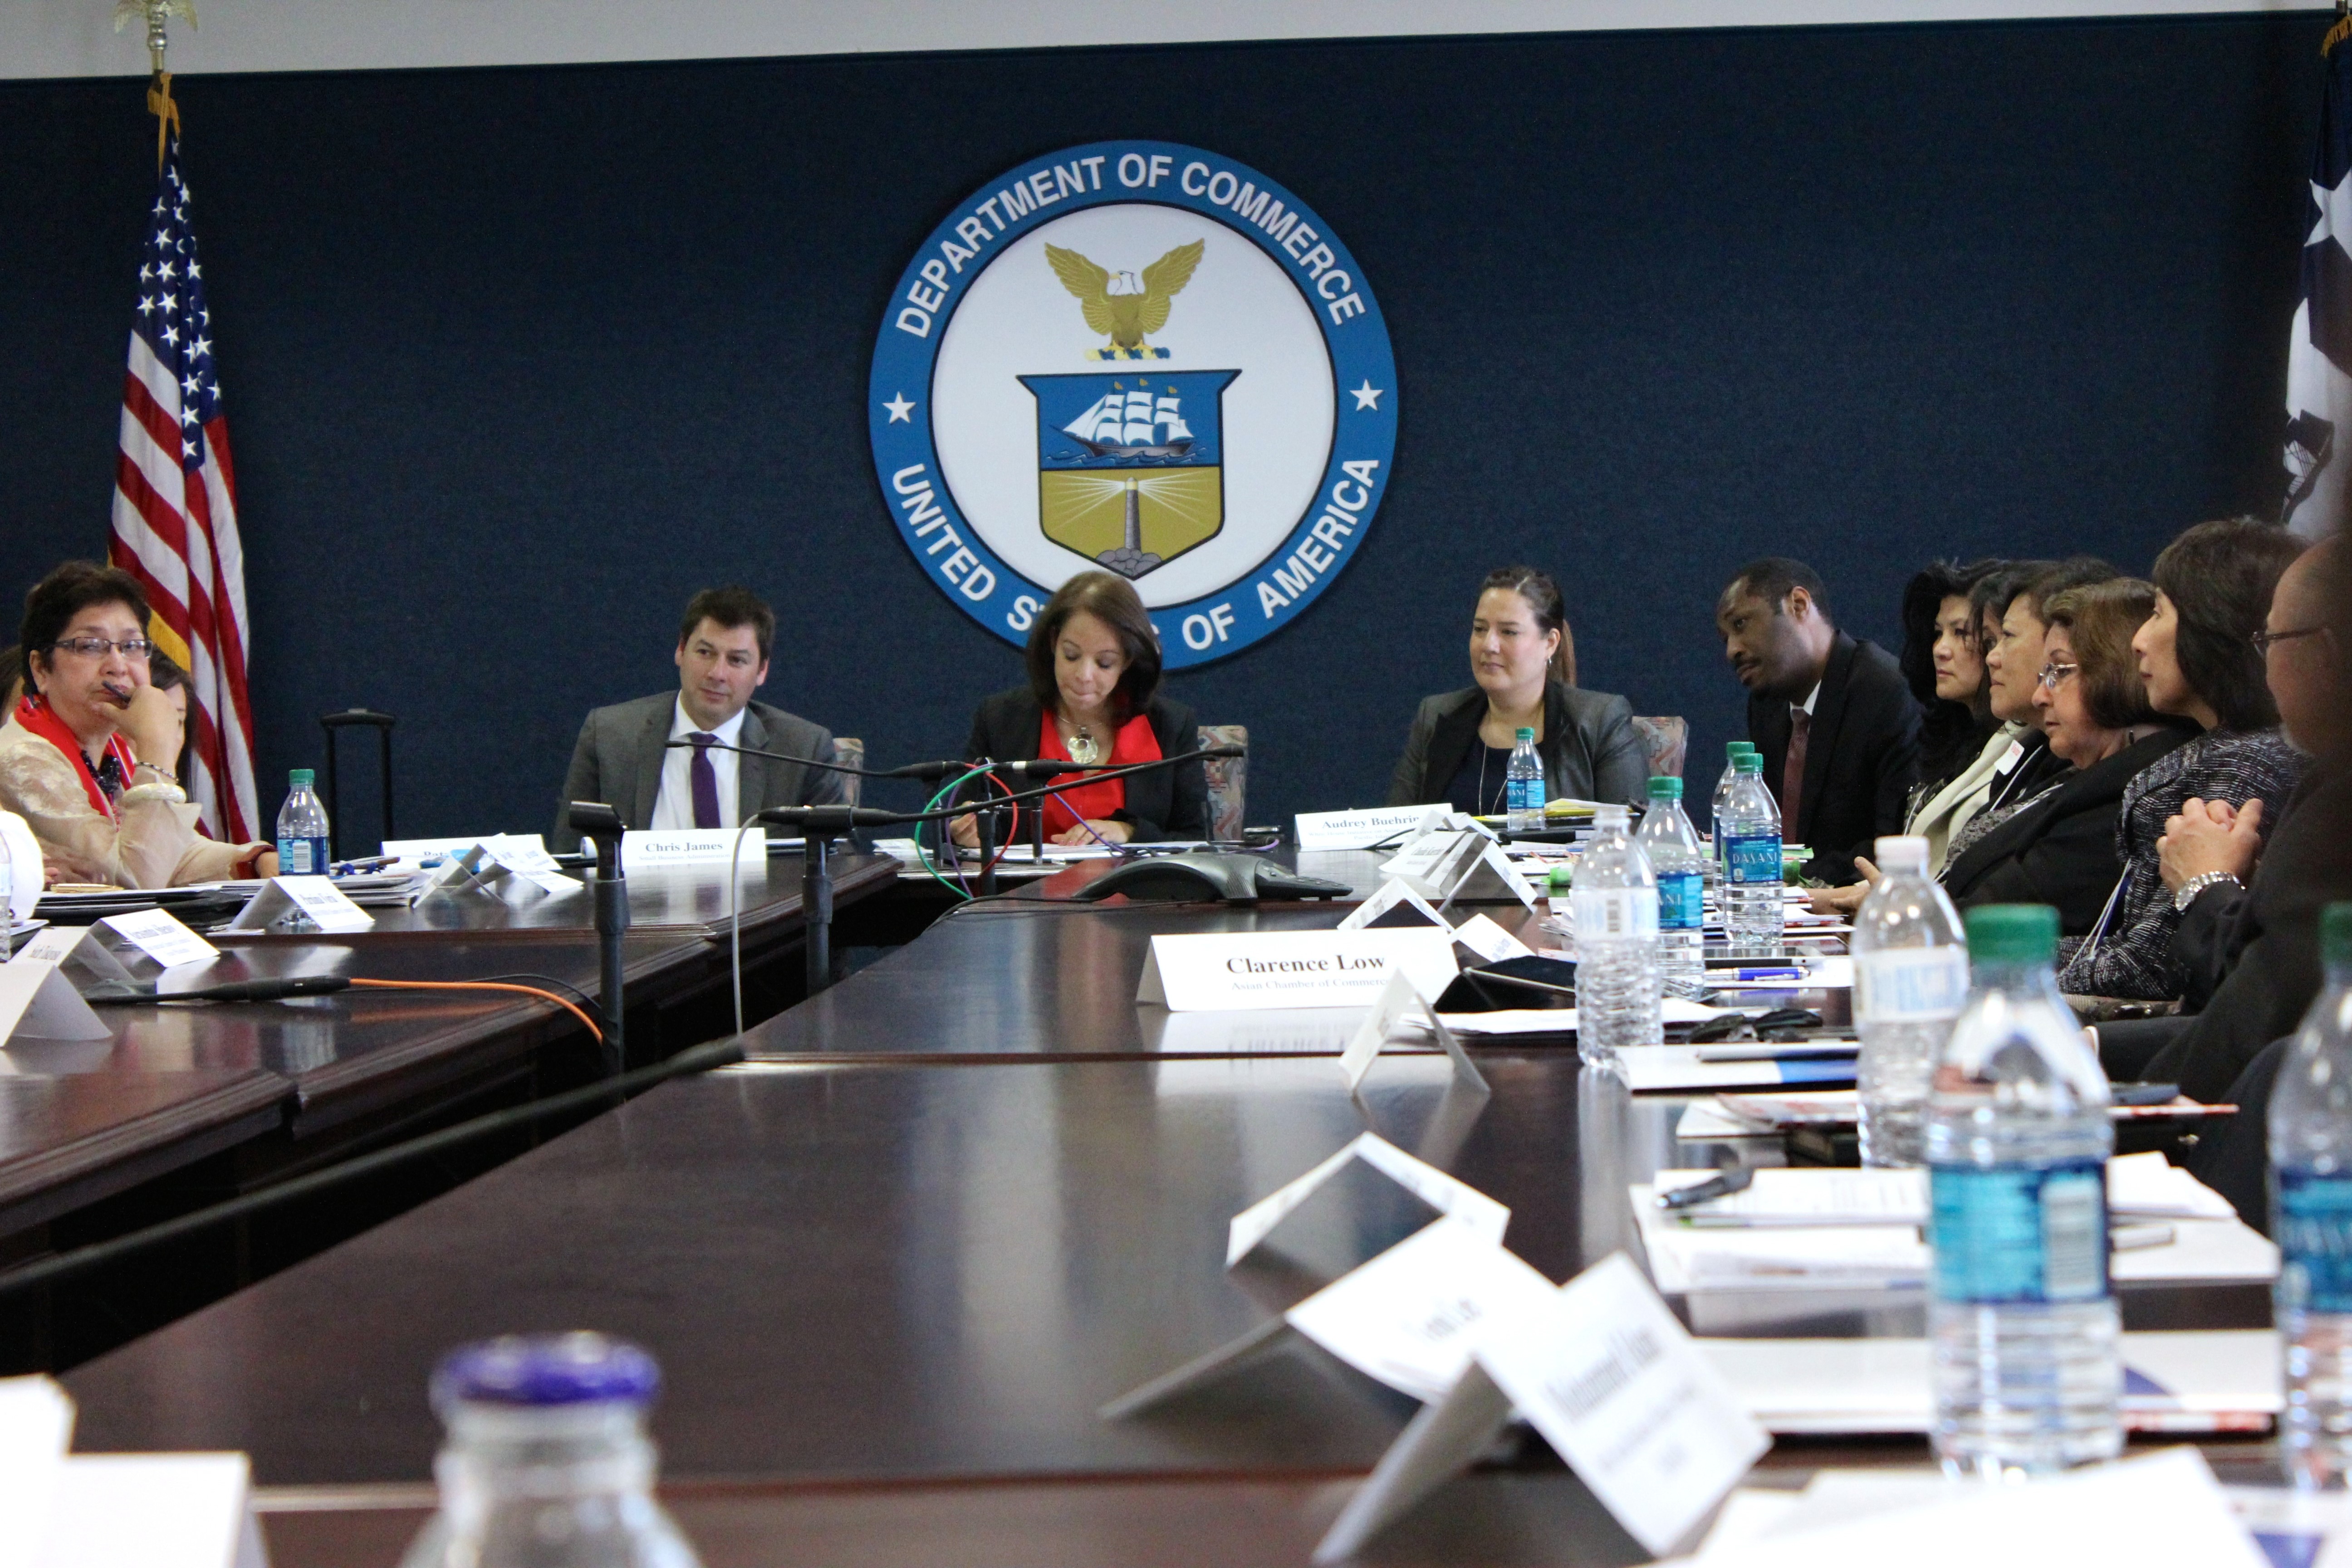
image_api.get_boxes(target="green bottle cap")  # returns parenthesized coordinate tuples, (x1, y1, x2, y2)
(2324, 902, 2352, 968)
(1515, 727, 1534, 742)
(1731, 753, 1762, 775)
(1647, 776, 1683, 800)
(1729, 741, 1757, 758)
(289, 769, 314, 787)
(1965, 904, 2059, 964)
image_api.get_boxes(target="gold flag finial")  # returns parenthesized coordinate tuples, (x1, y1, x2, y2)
(113, 0, 195, 169)
(2327, 0, 2351, 58)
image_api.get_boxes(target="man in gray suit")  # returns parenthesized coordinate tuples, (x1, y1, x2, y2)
(552, 586, 846, 850)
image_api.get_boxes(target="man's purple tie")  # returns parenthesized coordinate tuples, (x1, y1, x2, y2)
(689, 732, 722, 829)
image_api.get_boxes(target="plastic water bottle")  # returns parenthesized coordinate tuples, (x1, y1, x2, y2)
(275, 768, 329, 877)
(1853, 835, 1969, 1168)
(1708, 741, 1755, 885)
(1505, 727, 1544, 833)
(399, 1333, 702, 1568)
(2271, 901, 2352, 1489)
(1570, 804, 1661, 1068)
(1635, 776, 1705, 985)
(1717, 752, 1784, 953)
(1927, 904, 2119, 1479)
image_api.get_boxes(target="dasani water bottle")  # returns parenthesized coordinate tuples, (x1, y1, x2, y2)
(275, 768, 329, 876)
(2271, 901, 2352, 1489)
(1570, 804, 1661, 1068)
(1635, 776, 1705, 985)
(1505, 728, 1544, 833)
(1853, 835, 1969, 1167)
(1717, 752, 1784, 953)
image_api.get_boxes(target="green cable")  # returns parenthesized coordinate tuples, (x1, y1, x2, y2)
(916, 763, 1002, 901)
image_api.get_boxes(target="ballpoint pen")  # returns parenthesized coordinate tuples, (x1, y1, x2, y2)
(1656, 1166, 1756, 1211)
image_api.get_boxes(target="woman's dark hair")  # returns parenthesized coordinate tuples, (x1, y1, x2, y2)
(0, 645, 21, 710)
(147, 645, 187, 691)
(2151, 517, 2307, 732)
(1967, 559, 2052, 643)
(1477, 566, 1575, 687)
(1025, 570, 1163, 720)
(1900, 559, 2005, 786)
(20, 560, 150, 696)
(2012, 556, 2119, 627)
(2043, 578, 2160, 731)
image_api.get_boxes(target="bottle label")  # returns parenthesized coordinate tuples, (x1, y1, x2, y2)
(277, 836, 323, 876)
(1856, 949, 1969, 1023)
(1571, 886, 1658, 942)
(2277, 1171, 2352, 1314)
(1930, 1160, 2109, 1304)
(1655, 870, 1704, 932)
(1723, 832, 1782, 887)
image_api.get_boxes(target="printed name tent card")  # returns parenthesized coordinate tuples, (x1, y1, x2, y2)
(97, 909, 219, 971)
(1338, 966, 1487, 1093)
(0, 959, 113, 1044)
(1336, 878, 1448, 932)
(1294, 804, 1446, 853)
(223, 875, 376, 934)
(1385, 828, 1536, 910)
(1225, 1131, 1508, 1267)
(1447, 911, 1534, 964)
(421, 836, 580, 902)
(15, 925, 141, 987)
(1315, 1252, 1768, 1563)
(622, 828, 745, 873)
(1135, 928, 1457, 1012)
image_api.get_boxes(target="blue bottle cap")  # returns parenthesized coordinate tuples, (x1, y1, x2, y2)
(432, 1333, 661, 1409)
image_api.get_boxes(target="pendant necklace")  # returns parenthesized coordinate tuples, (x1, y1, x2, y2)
(1065, 722, 1102, 766)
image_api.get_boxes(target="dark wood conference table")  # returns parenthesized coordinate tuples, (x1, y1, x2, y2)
(62, 859, 2269, 1565)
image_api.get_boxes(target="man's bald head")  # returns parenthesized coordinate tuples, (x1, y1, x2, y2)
(2269, 535, 2345, 758)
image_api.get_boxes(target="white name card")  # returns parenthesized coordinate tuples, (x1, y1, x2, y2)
(1384, 828, 1535, 910)
(0, 959, 113, 1044)
(1295, 804, 1446, 852)
(1338, 967, 1487, 1093)
(1227, 1131, 1509, 1266)
(225, 876, 375, 934)
(622, 828, 746, 872)
(1337, 877, 1448, 932)
(15, 924, 133, 982)
(1284, 1217, 1560, 1402)
(425, 836, 579, 900)
(382, 832, 549, 863)
(1449, 912, 1534, 964)
(1136, 928, 1457, 1012)
(97, 910, 219, 970)
(0, 811, 39, 926)
(1316, 1252, 1767, 1563)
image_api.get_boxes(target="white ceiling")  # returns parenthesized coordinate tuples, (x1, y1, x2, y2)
(4, 0, 2324, 81)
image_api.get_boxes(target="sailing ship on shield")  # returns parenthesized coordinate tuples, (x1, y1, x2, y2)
(1018, 370, 1241, 579)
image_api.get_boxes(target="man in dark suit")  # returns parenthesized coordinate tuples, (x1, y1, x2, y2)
(552, 586, 845, 851)
(1717, 558, 1922, 884)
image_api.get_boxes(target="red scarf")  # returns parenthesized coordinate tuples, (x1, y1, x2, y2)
(13, 694, 137, 823)
(1033, 710, 1161, 836)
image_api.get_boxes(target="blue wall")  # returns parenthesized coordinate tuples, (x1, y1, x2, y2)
(0, 15, 2326, 845)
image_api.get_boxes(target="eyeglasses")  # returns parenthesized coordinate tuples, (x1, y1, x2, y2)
(50, 637, 152, 659)
(2252, 625, 2329, 656)
(2036, 660, 2079, 690)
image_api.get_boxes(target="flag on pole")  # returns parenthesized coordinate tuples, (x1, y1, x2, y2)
(2284, 14, 2352, 539)
(109, 126, 259, 842)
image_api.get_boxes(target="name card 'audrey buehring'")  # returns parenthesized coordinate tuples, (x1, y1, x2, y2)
(1135, 928, 1457, 1011)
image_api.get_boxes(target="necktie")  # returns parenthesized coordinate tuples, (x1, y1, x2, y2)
(1783, 709, 1810, 835)
(689, 732, 722, 829)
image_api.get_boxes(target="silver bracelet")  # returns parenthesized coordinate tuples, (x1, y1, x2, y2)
(2172, 870, 2243, 913)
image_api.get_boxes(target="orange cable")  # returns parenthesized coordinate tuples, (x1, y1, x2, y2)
(347, 978, 603, 1044)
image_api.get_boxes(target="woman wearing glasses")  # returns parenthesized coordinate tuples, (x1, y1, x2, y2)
(1939, 578, 2191, 934)
(2052, 519, 2307, 1001)
(0, 561, 274, 888)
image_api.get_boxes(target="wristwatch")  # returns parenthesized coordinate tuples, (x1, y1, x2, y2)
(2173, 870, 2243, 912)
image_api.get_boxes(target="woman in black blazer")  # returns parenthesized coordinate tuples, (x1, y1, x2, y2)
(956, 570, 1208, 845)
(1387, 566, 1648, 811)
(1940, 578, 2195, 931)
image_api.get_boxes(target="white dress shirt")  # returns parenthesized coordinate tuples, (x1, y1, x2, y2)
(649, 699, 747, 831)
(1792, 681, 1821, 721)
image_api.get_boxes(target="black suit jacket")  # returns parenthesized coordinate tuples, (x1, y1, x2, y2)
(552, 693, 845, 850)
(1747, 632, 1923, 883)
(1937, 724, 2195, 935)
(963, 688, 1209, 843)
(1386, 681, 1649, 809)
(2143, 764, 2352, 1102)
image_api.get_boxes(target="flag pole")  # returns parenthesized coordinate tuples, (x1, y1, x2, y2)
(2328, 0, 2349, 60)
(112, 0, 195, 169)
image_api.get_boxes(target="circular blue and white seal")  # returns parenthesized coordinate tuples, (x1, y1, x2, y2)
(869, 141, 1399, 667)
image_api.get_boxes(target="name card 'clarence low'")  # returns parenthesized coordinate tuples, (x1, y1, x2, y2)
(1136, 928, 1457, 1012)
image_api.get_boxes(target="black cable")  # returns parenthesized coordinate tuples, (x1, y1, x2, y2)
(0, 1034, 746, 1302)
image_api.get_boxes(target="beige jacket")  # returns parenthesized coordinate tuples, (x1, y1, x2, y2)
(0, 717, 253, 888)
(1908, 721, 2031, 875)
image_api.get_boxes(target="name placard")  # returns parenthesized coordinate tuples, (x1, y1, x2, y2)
(98, 910, 220, 970)
(1294, 804, 1446, 853)
(1448, 912, 1534, 964)
(622, 828, 749, 872)
(426, 836, 580, 900)
(382, 833, 549, 863)
(1384, 828, 1535, 910)
(225, 876, 376, 934)
(0, 959, 114, 1044)
(1315, 1252, 1768, 1563)
(1227, 1131, 1509, 1266)
(1336, 878, 1448, 933)
(1338, 967, 1487, 1093)
(1136, 928, 1457, 1013)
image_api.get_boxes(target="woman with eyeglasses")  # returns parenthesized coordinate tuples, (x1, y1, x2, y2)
(1938, 578, 2193, 934)
(2052, 518, 2307, 1001)
(0, 561, 274, 888)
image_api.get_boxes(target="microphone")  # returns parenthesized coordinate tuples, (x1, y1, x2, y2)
(661, 738, 878, 778)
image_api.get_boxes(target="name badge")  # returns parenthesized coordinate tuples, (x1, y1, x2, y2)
(1294, 804, 1446, 852)
(1136, 928, 1458, 1012)
(622, 829, 746, 872)
(225, 876, 376, 934)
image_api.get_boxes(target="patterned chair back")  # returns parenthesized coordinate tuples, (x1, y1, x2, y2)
(1196, 724, 1248, 842)
(833, 737, 865, 807)
(1629, 716, 1687, 781)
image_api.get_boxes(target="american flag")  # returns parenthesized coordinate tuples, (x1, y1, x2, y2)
(2285, 19, 2352, 539)
(109, 132, 258, 842)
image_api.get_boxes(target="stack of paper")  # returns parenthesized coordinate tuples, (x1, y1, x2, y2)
(1617, 1044, 1860, 1093)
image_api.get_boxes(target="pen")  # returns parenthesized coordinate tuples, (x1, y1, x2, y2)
(1732, 967, 1804, 981)
(1656, 1166, 1755, 1211)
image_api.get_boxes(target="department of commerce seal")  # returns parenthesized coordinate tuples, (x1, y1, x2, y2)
(869, 140, 1399, 667)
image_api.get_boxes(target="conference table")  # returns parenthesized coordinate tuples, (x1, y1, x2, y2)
(53, 845, 2280, 1567)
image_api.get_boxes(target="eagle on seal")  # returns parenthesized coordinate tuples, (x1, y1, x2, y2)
(1045, 240, 1204, 353)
